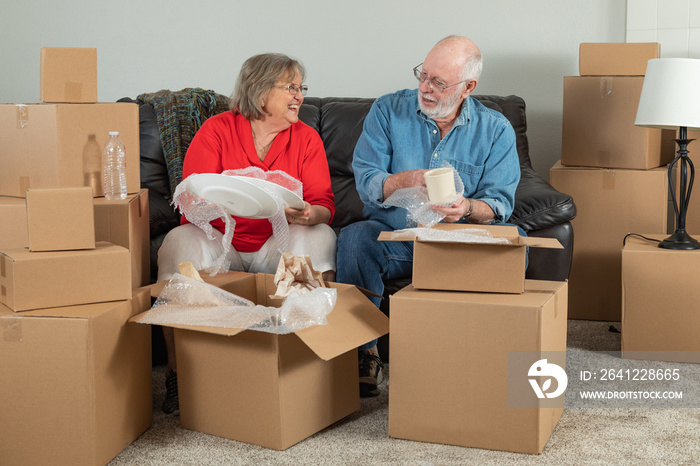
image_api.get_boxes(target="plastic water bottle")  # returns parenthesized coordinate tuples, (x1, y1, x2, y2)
(103, 131, 127, 200)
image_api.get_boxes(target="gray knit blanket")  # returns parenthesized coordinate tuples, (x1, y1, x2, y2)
(137, 88, 231, 197)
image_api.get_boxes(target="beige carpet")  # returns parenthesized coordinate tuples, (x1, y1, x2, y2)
(109, 321, 700, 465)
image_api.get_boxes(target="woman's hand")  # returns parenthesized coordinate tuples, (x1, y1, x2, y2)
(284, 202, 331, 226)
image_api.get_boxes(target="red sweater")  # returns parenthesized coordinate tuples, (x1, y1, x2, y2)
(182, 111, 335, 252)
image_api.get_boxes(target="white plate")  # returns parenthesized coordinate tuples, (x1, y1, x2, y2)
(186, 173, 280, 219)
(232, 176, 305, 210)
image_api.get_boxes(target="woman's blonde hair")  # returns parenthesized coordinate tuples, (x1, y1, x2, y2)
(230, 53, 306, 120)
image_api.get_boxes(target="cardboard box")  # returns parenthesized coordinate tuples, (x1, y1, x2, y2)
(378, 224, 562, 294)
(0, 241, 131, 311)
(40, 47, 98, 103)
(26, 187, 95, 251)
(561, 76, 676, 169)
(94, 189, 150, 288)
(0, 197, 28, 249)
(132, 272, 390, 450)
(579, 42, 660, 76)
(1, 191, 149, 287)
(0, 102, 139, 197)
(0, 290, 152, 465)
(388, 280, 568, 454)
(622, 234, 700, 362)
(550, 161, 668, 320)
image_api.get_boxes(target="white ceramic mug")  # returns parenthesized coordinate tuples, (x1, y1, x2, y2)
(424, 167, 457, 204)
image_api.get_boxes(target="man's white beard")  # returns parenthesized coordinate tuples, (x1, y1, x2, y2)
(418, 89, 463, 120)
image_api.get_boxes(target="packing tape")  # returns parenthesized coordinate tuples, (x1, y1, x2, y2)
(599, 77, 613, 98)
(16, 104, 28, 128)
(2, 317, 22, 342)
(1, 254, 5, 277)
(602, 169, 616, 190)
(65, 82, 83, 102)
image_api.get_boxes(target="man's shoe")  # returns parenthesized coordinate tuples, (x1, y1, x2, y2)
(162, 369, 179, 414)
(359, 348, 384, 397)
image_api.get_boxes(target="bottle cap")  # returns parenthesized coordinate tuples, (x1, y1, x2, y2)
(109, 131, 119, 136)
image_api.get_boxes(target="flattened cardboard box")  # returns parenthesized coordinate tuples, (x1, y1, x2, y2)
(389, 280, 568, 454)
(0, 102, 139, 197)
(561, 76, 675, 169)
(40, 47, 98, 103)
(94, 189, 150, 288)
(550, 161, 668, 321)
(0, 241, 131, 312)
(0, 290, 152, 466)
(132, 272, 389, 451)
(579, 42, 660, 76)
(26, 186, 95, 251)
(0, 197, 28, 249)
(622, 235, 700, 363)
(379, 224, 562, 294)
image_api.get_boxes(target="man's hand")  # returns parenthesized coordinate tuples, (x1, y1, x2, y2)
(432, 196, 496, 224)
(383, 169, 428, 200)
(432, 196, 470, 223)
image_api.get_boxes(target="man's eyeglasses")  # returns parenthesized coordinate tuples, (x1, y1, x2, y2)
(413, 63, 469, 93)
(278, 84, 308, 96)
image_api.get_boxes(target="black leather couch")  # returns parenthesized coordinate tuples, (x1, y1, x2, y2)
(129, 93, 576, 294)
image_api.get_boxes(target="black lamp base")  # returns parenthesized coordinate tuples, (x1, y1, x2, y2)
(659, 230, 700, 250)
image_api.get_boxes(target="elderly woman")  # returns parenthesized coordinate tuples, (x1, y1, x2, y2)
(157, 53, 336, 414)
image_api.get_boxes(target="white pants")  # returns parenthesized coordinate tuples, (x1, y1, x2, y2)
(157, 223, 337, 281)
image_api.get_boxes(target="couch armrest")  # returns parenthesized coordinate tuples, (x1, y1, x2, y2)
(509, 164, 577, 232)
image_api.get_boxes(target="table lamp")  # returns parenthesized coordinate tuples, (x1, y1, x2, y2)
(635, 58, 700, 250)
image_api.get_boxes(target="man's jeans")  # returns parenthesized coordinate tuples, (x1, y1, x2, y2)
(336, 220, 527, 351)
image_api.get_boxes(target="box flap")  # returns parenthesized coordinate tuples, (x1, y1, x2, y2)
(294, 283, 390, 361)
(378, 224, 562, 249)
(0, 299, 127, 319)
(129, 310, 248, 337)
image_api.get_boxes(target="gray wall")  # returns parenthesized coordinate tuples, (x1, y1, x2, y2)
(0, 0, 627, 179)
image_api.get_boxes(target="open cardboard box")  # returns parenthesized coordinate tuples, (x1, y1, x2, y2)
(131, 271, 389, 450)
(378, 224, 562, 293)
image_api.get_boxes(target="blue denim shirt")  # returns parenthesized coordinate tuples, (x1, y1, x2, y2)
(352, 89, 520, 230)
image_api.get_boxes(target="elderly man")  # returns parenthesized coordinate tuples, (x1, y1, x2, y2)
(337, 35, 521, 397)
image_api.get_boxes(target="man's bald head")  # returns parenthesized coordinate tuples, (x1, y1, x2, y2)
(428, 35, 482, 82)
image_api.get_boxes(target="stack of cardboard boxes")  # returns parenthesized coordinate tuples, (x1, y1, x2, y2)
(0, 48, 153, 465)
(550, 42, 674, 322)
(383, 224, 568, 454)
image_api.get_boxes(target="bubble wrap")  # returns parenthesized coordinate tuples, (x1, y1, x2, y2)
(173, 168, 304, 276)
(383, 161, 464, 227)
(135, 274, 336, 334)
(390, 227, 513, 244)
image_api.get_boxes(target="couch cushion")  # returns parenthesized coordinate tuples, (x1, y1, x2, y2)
(474, 94, 531, 167)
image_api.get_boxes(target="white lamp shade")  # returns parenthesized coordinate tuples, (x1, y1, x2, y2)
(635, 58, 700, 131)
